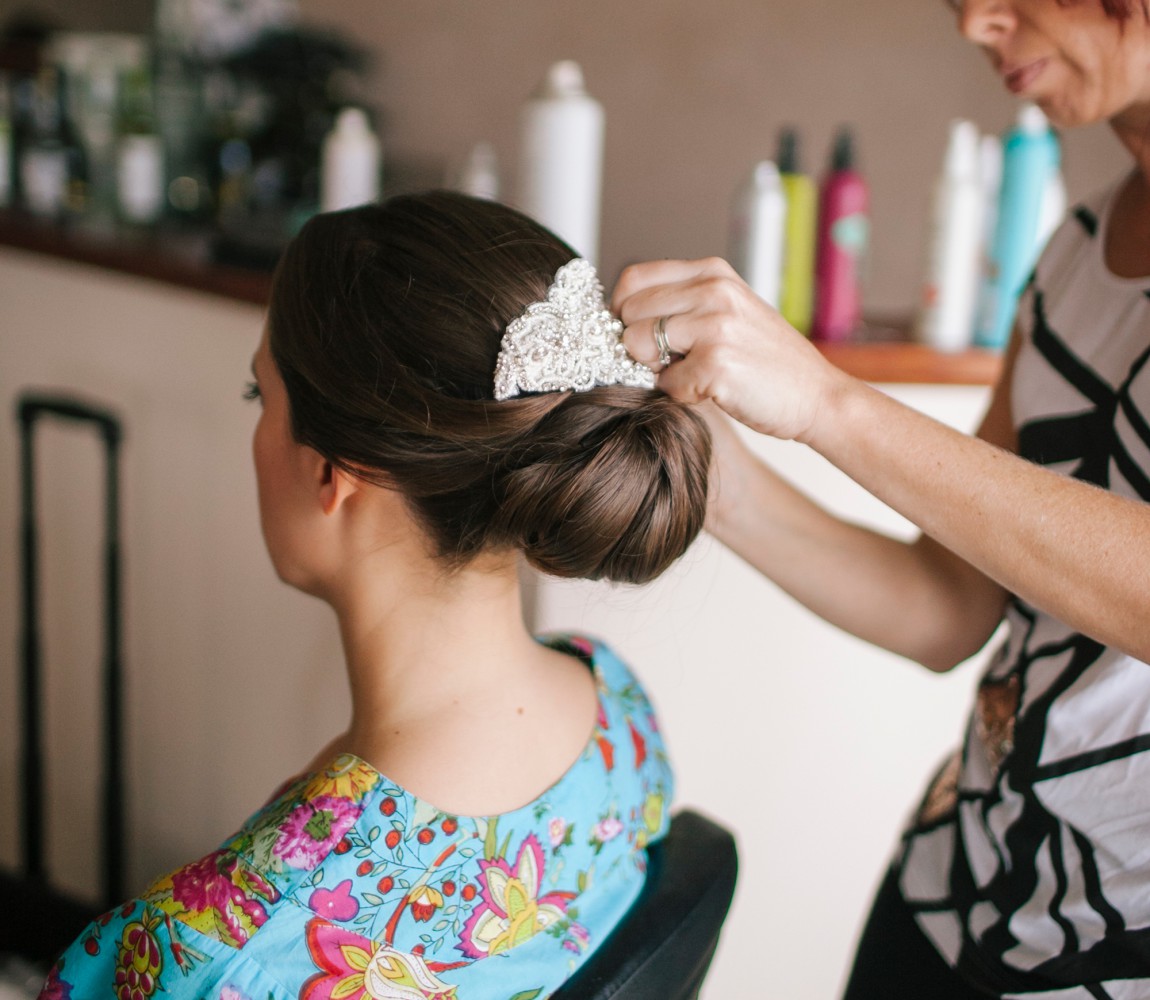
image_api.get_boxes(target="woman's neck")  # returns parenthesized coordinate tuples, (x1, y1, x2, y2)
(316, 547, 599, 816)
(330, 550, 535, 743)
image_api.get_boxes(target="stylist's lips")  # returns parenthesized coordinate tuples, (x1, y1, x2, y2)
(1004, 59, 1046, 94)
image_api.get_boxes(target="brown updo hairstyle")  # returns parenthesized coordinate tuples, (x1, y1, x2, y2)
(267, 191, 710, 585)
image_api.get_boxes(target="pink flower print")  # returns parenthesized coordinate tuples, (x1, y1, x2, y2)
(591, 816, 624, 844)
(159, 849, 278, 948)
(567, 636, 594, 658)
(548, 818, 569, 849)
(218, 988, 254, 1000)
(458, 834, 576, 959)
(274, 794, 360, 869)
(595, 700, 609, 732)
(562, 921, 591, 955)
(39, 965, 72, 1000)
(302, 918, 458, 999)
(309, 878, 360, 922)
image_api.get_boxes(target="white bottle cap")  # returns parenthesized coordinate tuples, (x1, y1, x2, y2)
(1017, 102, 1049, 134)
(335, 107, 373, 137)
(752, 160, 782, 187)
(538, 60, 588, 99)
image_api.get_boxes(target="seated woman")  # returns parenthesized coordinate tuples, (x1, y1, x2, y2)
(40, 192, 710, 1000)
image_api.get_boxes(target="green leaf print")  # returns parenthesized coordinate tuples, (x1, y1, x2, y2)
(484, 817, 499, 860)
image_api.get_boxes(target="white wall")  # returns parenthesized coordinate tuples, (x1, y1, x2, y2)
(0, 249, 992, 997)
(0, 248, 348, 900)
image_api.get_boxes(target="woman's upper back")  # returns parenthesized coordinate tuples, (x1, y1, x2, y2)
(42, 635, 672, 1000)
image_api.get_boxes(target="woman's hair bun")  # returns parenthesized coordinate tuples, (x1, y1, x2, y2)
(491, 387, 711, 585)
(269, 191, 711, 582)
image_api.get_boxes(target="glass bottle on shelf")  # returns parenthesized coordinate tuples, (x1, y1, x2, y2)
(18, 65, 88, 221)
(115, 64, 165, 226)
(0, 73, 12, 208)
(153, 43, 211, 224)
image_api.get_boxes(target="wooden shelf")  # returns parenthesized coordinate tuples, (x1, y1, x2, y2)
(0, 210, 272, 306)
(817, 340, 1002, 385)
(0, 212, 1002, 385)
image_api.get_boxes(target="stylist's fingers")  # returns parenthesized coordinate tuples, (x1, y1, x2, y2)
(612, 256, 740, 322)
(617, 263, 750, 371)
(610, 257, 725, 314)
(622, 312, 696, 370)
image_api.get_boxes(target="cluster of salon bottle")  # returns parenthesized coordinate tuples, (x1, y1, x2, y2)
(730, 103, 1064, 351)
(730, 126, 869, 342)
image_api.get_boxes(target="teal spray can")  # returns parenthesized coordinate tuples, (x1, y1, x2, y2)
(975, 103, 1060, 350)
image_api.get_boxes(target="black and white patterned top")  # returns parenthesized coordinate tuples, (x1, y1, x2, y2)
(898, 179, 1150, 1000)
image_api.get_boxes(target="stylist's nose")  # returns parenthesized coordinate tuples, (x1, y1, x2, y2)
(957, 0, 1014, 45)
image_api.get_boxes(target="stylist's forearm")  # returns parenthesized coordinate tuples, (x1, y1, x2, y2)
(710, 438, 1003, 669)
(804, 376, 1150, 663)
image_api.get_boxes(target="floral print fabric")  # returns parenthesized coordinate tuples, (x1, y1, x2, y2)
(40, 635, 672, 1000)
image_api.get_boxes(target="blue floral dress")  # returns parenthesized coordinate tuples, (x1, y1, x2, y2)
(39, 635, 672, 1000)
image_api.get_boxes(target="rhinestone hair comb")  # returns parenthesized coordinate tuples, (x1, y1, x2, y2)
(493, 258, 656, 401)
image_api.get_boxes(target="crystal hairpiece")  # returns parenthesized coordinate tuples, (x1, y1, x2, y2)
(493, 258, 656, 401)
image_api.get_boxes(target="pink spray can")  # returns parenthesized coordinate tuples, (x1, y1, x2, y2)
(813, 127, 869, 342)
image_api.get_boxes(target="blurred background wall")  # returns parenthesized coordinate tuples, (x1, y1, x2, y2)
(1, 0, 1129, 311)
(293, 0, 1127, 313)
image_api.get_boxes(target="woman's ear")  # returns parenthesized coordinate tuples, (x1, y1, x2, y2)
(318, 461, 362, 516)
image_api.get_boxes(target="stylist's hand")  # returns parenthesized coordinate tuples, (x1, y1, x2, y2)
(612, 257, 844, 442)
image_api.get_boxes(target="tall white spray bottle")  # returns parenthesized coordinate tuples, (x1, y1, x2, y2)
(730, 160, 787, 308)
(917, 119, 984, 352)
(519, 60, 605, 263)
(321, 107, 381, 212)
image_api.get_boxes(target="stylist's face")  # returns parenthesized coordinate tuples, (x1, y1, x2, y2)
(955, 0, 1150, 128)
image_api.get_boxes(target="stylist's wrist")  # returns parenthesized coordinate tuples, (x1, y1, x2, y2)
(797, 365, 869, 453)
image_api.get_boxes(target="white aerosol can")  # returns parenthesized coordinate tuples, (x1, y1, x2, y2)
(730, 160, 787, 309)
(321, 107, 381, 212)
(518, 60, 604, 263)
(917, 118, 984, 352)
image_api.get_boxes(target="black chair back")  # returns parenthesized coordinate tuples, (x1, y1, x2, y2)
(553, 808, 738, 999)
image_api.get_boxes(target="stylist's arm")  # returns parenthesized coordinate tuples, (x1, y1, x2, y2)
(612, 256, 1150, 667)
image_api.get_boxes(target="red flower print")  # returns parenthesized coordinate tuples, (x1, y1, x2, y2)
(408, 885, 445, 922)
(628, 718, 647, 768)
(595, 734, 615, 771)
